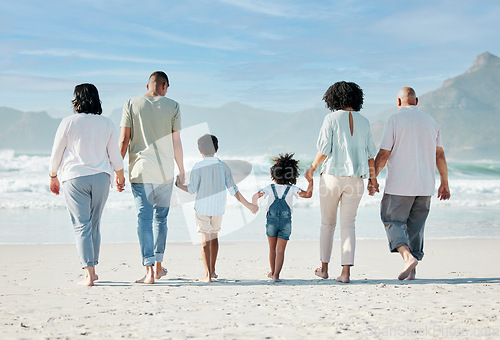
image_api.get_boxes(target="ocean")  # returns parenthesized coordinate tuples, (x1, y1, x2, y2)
(0, 149, 499, 244)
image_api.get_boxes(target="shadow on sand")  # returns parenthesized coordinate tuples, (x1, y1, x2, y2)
(93, 277, 500, 287)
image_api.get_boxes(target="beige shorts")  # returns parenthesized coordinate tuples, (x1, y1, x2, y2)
(195, 212, 223, 234)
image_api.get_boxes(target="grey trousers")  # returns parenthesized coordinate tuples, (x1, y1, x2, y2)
(380, 193, 431, 261)
(62, 173, 110, 268)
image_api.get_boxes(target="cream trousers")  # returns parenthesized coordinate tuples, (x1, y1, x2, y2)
(319, 174, 364, 265)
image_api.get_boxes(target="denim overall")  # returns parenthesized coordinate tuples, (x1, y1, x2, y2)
(266, 184, 292, 240)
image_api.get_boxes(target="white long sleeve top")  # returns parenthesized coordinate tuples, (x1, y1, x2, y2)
(49, 113, 124, 182)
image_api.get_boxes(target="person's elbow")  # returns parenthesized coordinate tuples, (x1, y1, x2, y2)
(436, 147, 446, 161)
(300, 191, 313, 199)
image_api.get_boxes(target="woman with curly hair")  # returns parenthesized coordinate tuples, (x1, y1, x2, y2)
(253, 153, 313, 282)
(49, 83, 126, 286)
(305, 81, 378, 283)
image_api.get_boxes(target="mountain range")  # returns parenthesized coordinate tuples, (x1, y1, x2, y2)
(1, 52, 499, 160)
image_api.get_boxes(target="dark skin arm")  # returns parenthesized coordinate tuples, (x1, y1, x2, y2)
(299, 178, 313, 198)
(374, 149, 391, 177)
(436, 147, 451, 200)
(367, 158, 379, 195)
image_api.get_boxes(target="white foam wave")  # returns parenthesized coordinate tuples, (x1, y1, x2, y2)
(1, 150, 500, 210)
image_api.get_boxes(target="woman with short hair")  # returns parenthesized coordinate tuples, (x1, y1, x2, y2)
(49, 83, 125, 286)
(305, 81, 378, 283)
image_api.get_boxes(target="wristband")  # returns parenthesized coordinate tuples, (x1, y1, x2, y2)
(49, 174, 58, 178)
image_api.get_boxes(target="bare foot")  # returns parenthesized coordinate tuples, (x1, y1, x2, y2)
(336, 275, 351, 283)
(86, 273, 99, 281)
(273, 276, 281, 282)
(200, 275, 212, 283)
(267, 272, 273, 278)
(135, 275, 154, 284)
(78, 277, 94, 286)
(155, 267, 168, 280)
(398, 258, 418, 280)
(314, 268, 328, 279)
(405, 268, 416, 280)
(211, 272, 218, 279)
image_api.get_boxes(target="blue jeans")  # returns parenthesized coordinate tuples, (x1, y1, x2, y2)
(131, 182, 173, 266)
(62, 173, 110, 268)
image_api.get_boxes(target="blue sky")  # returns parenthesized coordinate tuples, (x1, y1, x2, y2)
(1, 0, 499, 117)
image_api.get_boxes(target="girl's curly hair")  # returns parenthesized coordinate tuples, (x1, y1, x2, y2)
(270, 153, 300, 185)
(323, 81, 364, 112)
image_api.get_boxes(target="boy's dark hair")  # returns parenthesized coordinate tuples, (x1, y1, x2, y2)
(270, 153, 300, 185)
(323, 81, 364, 112)
(197, 134, 218, 156)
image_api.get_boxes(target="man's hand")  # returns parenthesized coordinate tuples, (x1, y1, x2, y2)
(177, 171, 185, 185)
(437, 182, 451, 200)
(367, 178, 379, 196)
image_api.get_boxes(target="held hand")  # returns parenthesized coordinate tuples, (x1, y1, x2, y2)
(367, 179, 380, 196)
(305, 166, 315, 182)
(177, 171, 185, 185)
(115, 176, 125, 192)
(249, 204, 259, 214)
(175, 175, 181, 187)
(437, 183, 451, 200)
(50, 177, 60, 195)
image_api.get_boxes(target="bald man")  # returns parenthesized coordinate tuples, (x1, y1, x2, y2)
(373, 87, 450, 280)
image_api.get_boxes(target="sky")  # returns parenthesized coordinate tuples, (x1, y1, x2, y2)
(1, 0, 499, 117)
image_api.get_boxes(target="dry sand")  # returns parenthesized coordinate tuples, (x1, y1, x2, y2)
(1, 239, 499, 339)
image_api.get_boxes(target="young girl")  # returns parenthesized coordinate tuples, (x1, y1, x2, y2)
(252, 153, 313, 282)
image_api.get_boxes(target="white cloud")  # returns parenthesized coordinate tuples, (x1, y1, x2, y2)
(133, 25, 250, 52)
(216, 0, 362, 20)
(217, 0, 296, 18)
(19, 49, 179, 65)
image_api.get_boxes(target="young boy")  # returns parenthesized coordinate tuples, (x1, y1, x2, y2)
(176, 134, 258, 282)
(252, 153, 313, 282)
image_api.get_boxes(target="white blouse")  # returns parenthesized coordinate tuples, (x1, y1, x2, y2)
(316, 110, 377, 178)
(49, 113, 123, 182)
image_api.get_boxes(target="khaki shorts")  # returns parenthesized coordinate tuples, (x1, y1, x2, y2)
(195, 212, 223, 234)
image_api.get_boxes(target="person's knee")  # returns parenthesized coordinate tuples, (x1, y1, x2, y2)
(339, 218, 356, 227)
(321, 221, 336, 229)
(154, 208, 170, 220)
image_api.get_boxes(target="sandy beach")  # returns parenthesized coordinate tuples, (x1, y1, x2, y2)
(1, 238, 499, 339)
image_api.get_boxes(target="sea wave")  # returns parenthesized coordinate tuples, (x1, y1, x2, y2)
(2, 149, 500, 178)
(1, 150, 500, 210)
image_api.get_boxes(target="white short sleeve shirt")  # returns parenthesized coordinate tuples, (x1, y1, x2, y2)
(259, 184, 303, 212)
(380, 106, 442, 196)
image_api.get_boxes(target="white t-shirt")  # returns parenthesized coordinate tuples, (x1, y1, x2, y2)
(259, 184, 303, 212)
(379, 106, 442, 196)
(121, 95, 181, 184)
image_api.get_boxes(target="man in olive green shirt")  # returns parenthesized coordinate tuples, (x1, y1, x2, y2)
(119, 71, 185, 284)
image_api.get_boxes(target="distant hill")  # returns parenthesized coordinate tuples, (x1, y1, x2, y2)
(109, 102, 326, 157)
(2, 52, 499, 161)
(0, 107, 60, 153)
